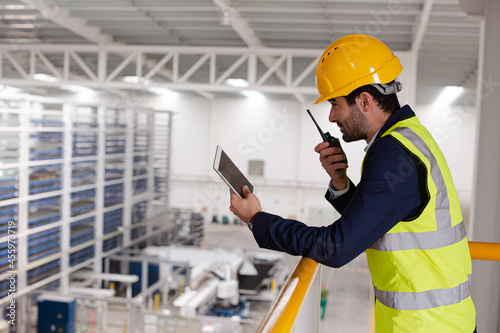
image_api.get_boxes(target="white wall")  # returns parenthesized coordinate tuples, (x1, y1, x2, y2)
(415, 104, 477, 193)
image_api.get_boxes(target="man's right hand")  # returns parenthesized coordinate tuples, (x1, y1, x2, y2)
(314, 141, 348, 190)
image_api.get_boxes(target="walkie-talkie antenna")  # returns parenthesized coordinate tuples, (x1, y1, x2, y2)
(307, 109, 328, 142)
(306, 109, 346, 163)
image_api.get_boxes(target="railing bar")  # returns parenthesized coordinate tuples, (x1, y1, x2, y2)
(469, 241, 500, 261)
(256, 257, 319, 333)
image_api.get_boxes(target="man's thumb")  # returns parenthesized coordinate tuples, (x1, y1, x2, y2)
(243, 185, 251, 196)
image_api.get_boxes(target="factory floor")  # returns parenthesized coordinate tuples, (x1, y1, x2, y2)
(202, 221, 373, 333)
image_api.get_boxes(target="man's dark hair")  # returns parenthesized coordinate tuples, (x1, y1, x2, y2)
(345, 80, 401, 114)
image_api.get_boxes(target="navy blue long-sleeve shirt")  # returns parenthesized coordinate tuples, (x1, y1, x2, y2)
(252, 105, 429, 268)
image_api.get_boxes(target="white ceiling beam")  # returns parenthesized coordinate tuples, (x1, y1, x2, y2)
(411, 0, 435, 55)
(0, 78, 318, 95)
(0, 45, 321, 98)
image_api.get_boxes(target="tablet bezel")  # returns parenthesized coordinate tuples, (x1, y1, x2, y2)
(213, 145, 254, 198)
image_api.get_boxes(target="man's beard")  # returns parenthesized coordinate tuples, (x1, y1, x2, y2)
(339, 104, 367, 142)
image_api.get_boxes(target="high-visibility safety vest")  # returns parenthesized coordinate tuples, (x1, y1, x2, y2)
(364, 115, 476, 332)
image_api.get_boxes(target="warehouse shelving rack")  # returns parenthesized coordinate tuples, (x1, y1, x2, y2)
(0, 95, 172, 323)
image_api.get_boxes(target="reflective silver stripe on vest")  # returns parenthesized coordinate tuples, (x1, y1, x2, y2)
(374, 275, 472, 311)
(370, 127, 464, 252)
(371, 220, 466, 251)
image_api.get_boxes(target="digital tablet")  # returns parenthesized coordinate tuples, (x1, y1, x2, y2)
(213, 145, 254, 198)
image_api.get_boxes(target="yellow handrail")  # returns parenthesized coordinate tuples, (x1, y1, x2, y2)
(256, 257, 319, 333)
(469, 241, 500, 261)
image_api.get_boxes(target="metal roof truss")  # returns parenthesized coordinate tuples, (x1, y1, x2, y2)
(0, 44, 320, 96)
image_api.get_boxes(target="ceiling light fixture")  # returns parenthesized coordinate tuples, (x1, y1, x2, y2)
(1, 5, 35, 9)
(148, 87, 178, 97)
(122, 76, 141, 84)
(433, 86, 464, 108)
(225, 78, 249, 88)
(33, 73, 58, 82)
(0, 85, 22, 94)
(60, 85, 94, 94)
(220, 10, 231, 26)
(242, 90, 265, 100)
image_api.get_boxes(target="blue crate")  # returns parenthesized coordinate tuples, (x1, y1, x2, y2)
(28, 240, 60, 256)
(0, 175, 18, 184)
(70, 217, 94, 227)
(30, 119, 64, 126)
(29, 164, 62, 171)
(28, 233, 60, 249)
(28, 260, 61, 285)
(70, 250, 94, 266)
(29, 185, 61, 195)
(0, 183, 17, 192)
(28, 227, 60, 241)
(71, 191, 95, 200)
(71, 171, 96, 180)
(29, 177, 61, 187)
(0, 205, 17, 217)
(28, 247, 60, 262)
(30, 133, 63, 140)
(0, 192, 17, 200)
(29, 197, 61, 209)
(27, 260, 60, 279)
(28, 213, 61, 228)
(70, 232, 94, 247)
(71, 204, 95, 216)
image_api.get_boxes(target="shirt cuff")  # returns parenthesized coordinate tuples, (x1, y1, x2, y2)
(328, 180, 350, 198)
(247, 211, 261, 232)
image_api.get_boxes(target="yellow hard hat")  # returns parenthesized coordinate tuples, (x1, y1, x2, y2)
(314, 34, 403, 104)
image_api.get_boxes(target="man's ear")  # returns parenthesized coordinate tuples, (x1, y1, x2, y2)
(357, 91, 374, 112)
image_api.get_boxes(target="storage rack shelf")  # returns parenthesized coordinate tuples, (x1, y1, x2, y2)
(0, 96, 172, 317)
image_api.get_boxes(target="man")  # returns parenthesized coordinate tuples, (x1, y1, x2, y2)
(229, 34, 476, 332)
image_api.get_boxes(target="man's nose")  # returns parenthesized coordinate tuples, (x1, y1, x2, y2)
(329, 105, 337, 123)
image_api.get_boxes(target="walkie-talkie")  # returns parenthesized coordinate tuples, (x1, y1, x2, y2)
(307, 109, 347, 164)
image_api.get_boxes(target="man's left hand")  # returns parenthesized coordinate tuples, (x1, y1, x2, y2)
(229, 186, 262, 223)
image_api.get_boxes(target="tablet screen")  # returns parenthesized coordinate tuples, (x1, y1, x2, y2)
(213, 146, 254, 198)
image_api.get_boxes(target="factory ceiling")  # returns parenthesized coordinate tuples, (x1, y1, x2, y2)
(0, 0, 482, 106)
